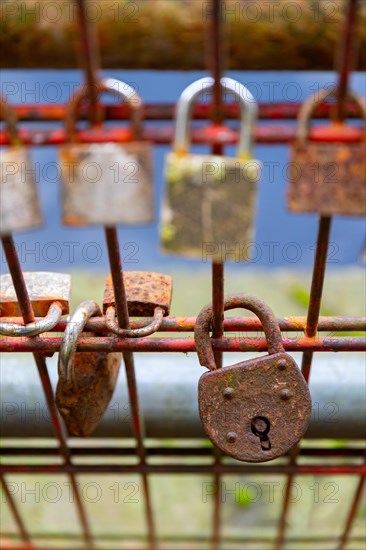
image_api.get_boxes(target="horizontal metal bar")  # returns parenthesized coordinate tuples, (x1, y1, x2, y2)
(1, 335, 364, 353)
(1, 464, 365, 474)
(4, 102, 363, 121)
(1, 447, 364, 458)
(2, 532, 365, 544)
(1, 315, 364, 334)
(0, 123, 364, 146)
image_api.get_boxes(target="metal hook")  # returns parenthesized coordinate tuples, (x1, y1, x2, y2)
(58, 300, 101, 385)
(0, 302, 62, 337)
(65, 77, 143, 142)
(297, 87, 366, 142)
(105, 305, 164, 338)
(173, 77, 258, 157)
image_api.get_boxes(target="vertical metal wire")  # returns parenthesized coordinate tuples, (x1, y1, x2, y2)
(104, 228, 156, 548)
(276, 2, 360, 547)
(0, 474, 30, 545)
(208, 2, 225, 547)
(75, 0, 101, 125)
(1, 236, 93, 547)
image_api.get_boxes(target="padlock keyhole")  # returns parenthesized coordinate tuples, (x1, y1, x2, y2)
(251, 416, 271, 451)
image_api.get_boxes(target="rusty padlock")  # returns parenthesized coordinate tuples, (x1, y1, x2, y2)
(195, 294, 312, 463)
(0, 96, 43, 235)
(59, 77, 153, 226)
(0, 272, 70, 336)
(103, 271, 172, 337)
(160, 77, 261, 260)
(56, 300, 121, 437)
(287, 87, 366, 216)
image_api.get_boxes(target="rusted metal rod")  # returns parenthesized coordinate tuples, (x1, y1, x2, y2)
(6, 102, 363, 122)
(2, 124, 365, 146)
(75, 0, 101, 125)
(1, 335, 364, 353)
(2, 464, 365, 475)
(1, 448, 364, 458)
(1, 315, 364, 333)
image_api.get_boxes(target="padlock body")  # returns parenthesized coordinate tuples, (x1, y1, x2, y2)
(56, 350, 121, 437)
(198, 352, 312, 463)
(103, 271, 173, 316)
(288, 141, 366, 216)
(0, 147, 43, 235)
(60, 142, 153, 226)
(161, 152, 260, 260)
(0, 272, 71, 316)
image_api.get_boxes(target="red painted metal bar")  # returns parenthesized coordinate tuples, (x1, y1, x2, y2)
(1, 534, 365, 548)
(2, 124, 364, 146)
(105, 228, 156, 548)
(1, 315, 364, 333)
(2, 464, 366, 475)
(1, 335, 364, 353)
(1, 236, 93, 547)
(4, 102, 362, 122)
(1, 447, 364, 458)
(2, 124, 365, 146)
(0, 474, 31, 546)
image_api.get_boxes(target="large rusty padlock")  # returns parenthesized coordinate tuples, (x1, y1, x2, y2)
(287, 87, 366, 216)
(160, 77, 261, 260)
(195, 294, 312, 463)
(103, 271, 173, 337)
(59, 78, 153, 226)
(0, 272, 70, 337)
(56, 300, 121, 437)
(0, 96, 43, 235)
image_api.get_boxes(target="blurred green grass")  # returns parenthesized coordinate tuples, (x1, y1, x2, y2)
(70, 266, 366, 318)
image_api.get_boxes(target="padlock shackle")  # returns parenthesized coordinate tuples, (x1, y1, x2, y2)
(173, 77, 257, 157)
(0, 96, 21, 146)
(58, 300, 101, 384)
(0, 302, 62, 337)
(297, 87, 366, 142)
(195, 293, 285, 371)
(64, 77, 143, 142)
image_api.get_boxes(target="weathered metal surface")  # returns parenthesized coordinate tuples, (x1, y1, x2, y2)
(60, 77, 153, 226)
(0, 146, 43, 235)
(56, 300, 121, 437)
(288, 140, 366, 216)
(161, 77, 261, 259)
(0, 272, 71, 317)
(195, 294, 312, 462)
(60, 141, 153, 225)
(103, 271, 173, 317)
(161, 152, 260, 258)
(288, 88, 366, 216)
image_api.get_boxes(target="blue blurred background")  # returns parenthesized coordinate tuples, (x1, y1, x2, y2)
(1, 69, 365, 271)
